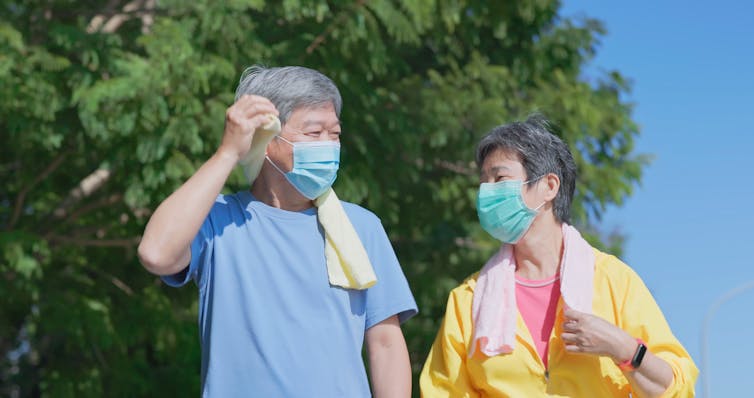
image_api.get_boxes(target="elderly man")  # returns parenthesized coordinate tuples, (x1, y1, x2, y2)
(138, 66, 417, 397)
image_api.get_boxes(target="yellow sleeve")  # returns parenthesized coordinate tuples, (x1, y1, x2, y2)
(420, 286, 481, 398)
(615, 261, 699, 398)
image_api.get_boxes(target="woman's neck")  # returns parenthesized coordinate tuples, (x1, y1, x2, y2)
(514, 217, 564, 280)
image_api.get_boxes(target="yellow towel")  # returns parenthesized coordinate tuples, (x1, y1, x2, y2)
(239, 115, 282, 182)
(314, 189, 377, 289)
(239, 115, 377, 290)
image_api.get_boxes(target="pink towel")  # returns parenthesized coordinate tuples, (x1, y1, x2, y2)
(470, 223, 595, 357)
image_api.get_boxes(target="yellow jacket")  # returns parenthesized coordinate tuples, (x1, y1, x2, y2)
(420, 249, 698, 397)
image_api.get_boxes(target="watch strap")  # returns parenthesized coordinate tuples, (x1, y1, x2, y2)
(618, 338, 647, 372)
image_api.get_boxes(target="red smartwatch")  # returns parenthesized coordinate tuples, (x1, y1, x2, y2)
(618, 338, 647, 372)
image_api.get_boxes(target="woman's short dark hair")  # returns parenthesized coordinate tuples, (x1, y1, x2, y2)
(475, 115, 577, 223)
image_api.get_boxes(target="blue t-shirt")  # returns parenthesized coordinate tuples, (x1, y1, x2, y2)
(163, 191, 418, 397)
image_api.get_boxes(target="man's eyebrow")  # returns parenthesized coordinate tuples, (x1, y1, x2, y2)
(301, 119, 340, 128)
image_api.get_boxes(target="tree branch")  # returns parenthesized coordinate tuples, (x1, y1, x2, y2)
(403, 155, 477, 177)
(6, 152, 69, 230)
(434, 159, 476, 176)
(86, 0, 156, 34)
(109, 275, 135, 296)
(306, 0, 367, 54)
(0, 160, 22, 173)
(53, 168, 112, 219)
(48, 235, 140, 248)
(42, 194, 123, 237)
(91, 342, 109, 370)
(84, 265, 135, 296)
(61, 194, 122, 223)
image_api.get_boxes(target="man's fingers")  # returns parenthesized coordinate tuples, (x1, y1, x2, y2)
(247, 114, 277, 131)
(235, 95, 278, 118)
(236, 94, 267, 104)
(241, 103, 277, 119)
(226, 102, 277, 130)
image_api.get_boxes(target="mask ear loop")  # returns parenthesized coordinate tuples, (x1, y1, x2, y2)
(264, 135, 294, 176)
(523, 174, 546, 185)
(276, 135, 294, 146)
(523, 174, 548, 212)
(265, 156, 288, 176)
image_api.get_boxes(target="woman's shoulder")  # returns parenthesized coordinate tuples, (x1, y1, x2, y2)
(592, 248, 644, 285)
(447, 271, 481, 300)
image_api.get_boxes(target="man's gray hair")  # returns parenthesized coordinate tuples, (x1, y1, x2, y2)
(475, 114, 577, 223)
(234, 65, 342, 124)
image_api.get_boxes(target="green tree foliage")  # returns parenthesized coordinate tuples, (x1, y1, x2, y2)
(1, 0, 648, 396)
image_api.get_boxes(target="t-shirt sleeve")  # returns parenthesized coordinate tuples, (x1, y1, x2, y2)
(160, 214, 213, 290)
(363, 221, 418, 329)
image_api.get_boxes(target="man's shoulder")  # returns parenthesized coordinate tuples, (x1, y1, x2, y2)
(209, 192, 242, 207)
(339, 200, 382, 226)
(216, 191, 247, 204)
(205, 192, 251, 223)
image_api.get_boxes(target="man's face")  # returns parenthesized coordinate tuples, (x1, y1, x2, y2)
(266, 102, 341, 172)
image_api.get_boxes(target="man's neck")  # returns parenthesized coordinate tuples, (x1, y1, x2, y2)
(250, 165, 313, 212)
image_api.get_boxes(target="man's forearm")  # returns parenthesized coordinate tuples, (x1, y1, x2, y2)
(138, 149, 239, 275)
(366, 316, 412, 398)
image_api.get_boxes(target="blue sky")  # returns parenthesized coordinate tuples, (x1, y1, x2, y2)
(561, 1, 754, 396)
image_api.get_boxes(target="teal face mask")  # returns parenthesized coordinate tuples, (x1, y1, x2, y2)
(266, 136, 340, 200)
(476, 177, 544, 243)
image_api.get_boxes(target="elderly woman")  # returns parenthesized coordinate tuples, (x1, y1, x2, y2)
(420, 116, 698, 397)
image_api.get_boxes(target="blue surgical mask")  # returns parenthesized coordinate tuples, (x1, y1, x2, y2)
(476, 177, 545, 243)
(266, 136, 340, 199)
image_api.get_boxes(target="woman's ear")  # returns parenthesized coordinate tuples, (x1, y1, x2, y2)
(543, 173, 560, 201)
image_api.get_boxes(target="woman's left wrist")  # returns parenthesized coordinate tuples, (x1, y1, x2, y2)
(612, 335, 639, 364)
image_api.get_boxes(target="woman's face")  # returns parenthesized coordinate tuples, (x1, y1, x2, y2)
(479, 148, 546, 210)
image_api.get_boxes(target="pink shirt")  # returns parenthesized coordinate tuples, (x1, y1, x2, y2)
(515, 275, 561, 368)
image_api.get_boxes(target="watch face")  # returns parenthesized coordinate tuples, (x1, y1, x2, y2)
(631, 343, 648, 368)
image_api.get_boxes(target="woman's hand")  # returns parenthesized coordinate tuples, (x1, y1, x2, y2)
(561, 308, 637, 364)
(562, 308, 677, 397)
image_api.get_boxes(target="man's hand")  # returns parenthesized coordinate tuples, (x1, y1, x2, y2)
(561, 308, 637, 364)
(220, 94, 278, 161)
(138, 95, 277, 276)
